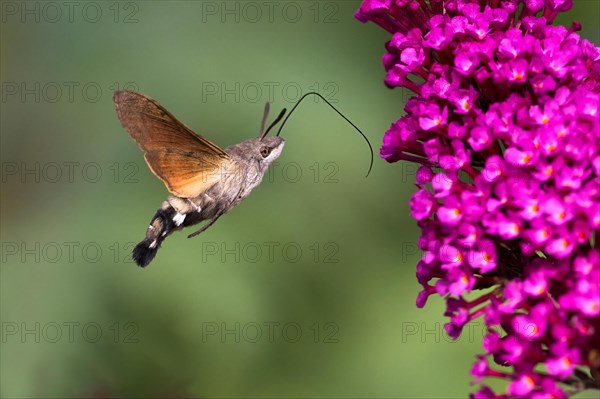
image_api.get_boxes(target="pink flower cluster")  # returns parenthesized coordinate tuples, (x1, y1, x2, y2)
(356, 0, 600, 397)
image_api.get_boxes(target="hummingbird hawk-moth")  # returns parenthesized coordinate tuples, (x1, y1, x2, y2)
(114, 90, 288, 267)
(114, 90, 373, 267)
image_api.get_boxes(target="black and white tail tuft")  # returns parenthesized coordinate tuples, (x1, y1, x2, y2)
(132, 207, 176, 267)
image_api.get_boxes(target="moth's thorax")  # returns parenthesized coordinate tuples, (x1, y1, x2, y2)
(168, 136, 285, 220)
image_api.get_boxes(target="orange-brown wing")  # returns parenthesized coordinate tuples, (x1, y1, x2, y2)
(113, 90, 232, 198)
(144, 149, 231, 198)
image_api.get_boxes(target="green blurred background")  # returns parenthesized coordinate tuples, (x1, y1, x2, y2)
(1, 1, 598, 398)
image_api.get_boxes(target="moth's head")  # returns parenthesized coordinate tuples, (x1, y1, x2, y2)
(256, 135, 285, 165)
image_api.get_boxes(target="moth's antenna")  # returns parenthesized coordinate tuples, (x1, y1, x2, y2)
(259, 102, 270, 137)
(261, 107, 287, 139)
(275, 92, 374, 177)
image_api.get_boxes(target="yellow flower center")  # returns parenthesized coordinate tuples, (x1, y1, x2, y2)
(536, 285, 546, 295)
(523, 376, 535, 388)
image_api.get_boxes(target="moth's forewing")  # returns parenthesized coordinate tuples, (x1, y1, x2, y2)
(113, 90, 233, 198)
(144, 149, 230, 198)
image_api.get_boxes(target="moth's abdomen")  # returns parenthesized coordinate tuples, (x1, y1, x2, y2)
(132, 205, 178, 267)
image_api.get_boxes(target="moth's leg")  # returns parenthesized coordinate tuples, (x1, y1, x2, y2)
(186, 185, 242, 238)
(187, 212, 223, 238)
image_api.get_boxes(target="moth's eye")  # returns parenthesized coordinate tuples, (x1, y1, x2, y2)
(260, 146, 271, 158)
